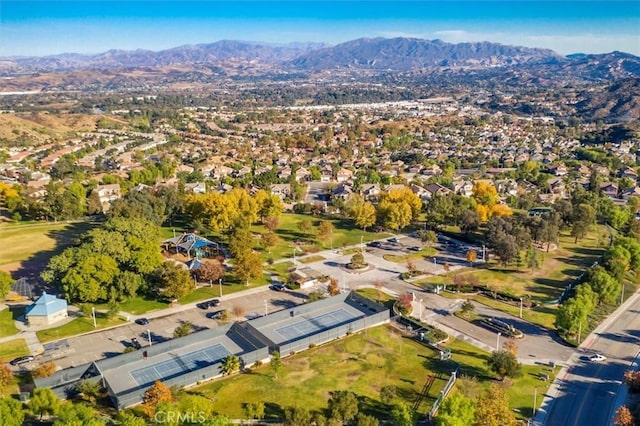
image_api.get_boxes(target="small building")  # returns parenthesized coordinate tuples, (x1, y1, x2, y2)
(25, 292, 68, 326)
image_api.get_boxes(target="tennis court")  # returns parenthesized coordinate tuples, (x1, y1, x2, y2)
(275, 308, 356, 341)
(130, 344, 230, 387)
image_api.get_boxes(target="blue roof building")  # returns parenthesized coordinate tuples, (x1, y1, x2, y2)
(25, 292, 68, 327)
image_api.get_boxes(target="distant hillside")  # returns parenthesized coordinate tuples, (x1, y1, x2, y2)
(575, 78, 640, 122)
(289, 37, 562, 70)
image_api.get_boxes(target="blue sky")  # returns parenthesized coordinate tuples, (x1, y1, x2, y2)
(1, 1, 639, 57)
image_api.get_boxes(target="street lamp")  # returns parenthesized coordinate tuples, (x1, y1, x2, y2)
(147, 329, 152, 347)
(92, 306, 97, 328)
(519, 298, 523, 319)
(264, 300, 268, 317)
(219, 278, 223, 297)
(360, 235, 364, 248)
(496, 332, 501, 351)
(419, 299, 423, 322)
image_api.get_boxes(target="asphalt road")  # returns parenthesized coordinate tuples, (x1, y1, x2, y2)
(544, 300, 640, 426)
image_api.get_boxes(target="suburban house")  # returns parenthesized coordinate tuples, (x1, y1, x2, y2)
(270, 183, 291, 200)
(600, 182, 620, 200)
(185, 182, 207, 194)
(93, 183, 122, 212)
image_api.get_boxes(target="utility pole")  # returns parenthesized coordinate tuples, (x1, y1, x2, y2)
(219, 278, 223, 297)
(533, 387, 538, 417)
(92, 306, 97, 328)
(496, 332, 501, 351)
(577, 320, 582, 345)
(147, 329, 152, 347)
(264, 300, 268, 317)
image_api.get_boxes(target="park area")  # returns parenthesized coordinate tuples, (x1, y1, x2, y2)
(191, 324, 551, 422)
(0, 221, 97, 274)
(414, 226, 610, 329)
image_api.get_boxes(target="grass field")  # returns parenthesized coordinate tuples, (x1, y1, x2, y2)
(0, 221, 98, 273)
(0, 339, 30, 362)
(190, 325, 553, 421)
(0, 307, 21, 338)
(416, 226, 608, 304)
(36, 314, 128, 343)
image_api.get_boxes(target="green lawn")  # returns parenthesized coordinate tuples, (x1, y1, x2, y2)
(252, 213, 392, 262)
(36, 314, 128, 343)
(0, 339, 30, 362)
(415, 226, 607, 313)
(0, 221, 98, 268)
(185, 325, 554, 422)
(193, 325, 447, 420)
(0, 307, 20, 338)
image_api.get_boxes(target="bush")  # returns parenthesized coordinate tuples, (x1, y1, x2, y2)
(33, 361, 56, 378)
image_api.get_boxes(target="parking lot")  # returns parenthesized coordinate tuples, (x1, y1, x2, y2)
(38, 287, 307, 369)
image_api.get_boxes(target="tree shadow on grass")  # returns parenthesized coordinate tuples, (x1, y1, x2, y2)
(12, 221, 99, 294)
(263, 401, 284, 420)
(356, 394, 390, 422)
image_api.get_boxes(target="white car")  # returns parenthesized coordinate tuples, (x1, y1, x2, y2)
(588, 353, 607, 362)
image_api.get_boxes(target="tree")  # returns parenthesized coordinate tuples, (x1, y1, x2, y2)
(380, 385, 397, 404)
(474, 384, 517, 426)
(76, 379, 102, 404)
(391, 402, 413, 426)
(0, 271, 13, 300)
(436, 393, 475, 426)
(571, 204, 596, 243)
(263, 216, 280, 232)
(317, 221, 334, 246)
(328, 278, 341, 296)
(460, 300, 475, 318)
(220, 355, 241, 376)
(116, 411, 148, 426)
(244, 401, 266, 420)
(466, 249, 477, 264)
(297, 219, 314, 237)
(142, 380, 173, 418)
(53, 402, 105, 426)
(234, 249, 263, 286)
(613, 406, 634, 426)
(173, 321, 193, 338)
(151, 261, 194, 300)
(29, 388, 60, 419)
(328, 390, 359, 422)
(271, 350, 282, 379)
(193, 260, 225, 284)
(284, 407, 312, 426)
(588, 266, 621, 305)
(32, 361, 56, 378)
(0, 363, 12, 396)
(0, 397, 25, 426)
(355, 413, 379, 426)
(349, 251, 367, 269)
(459, 209, 480, 234)
(418, 230, 437, 247)
(486, 350, 521, 381)
(261, 231, 279, 252)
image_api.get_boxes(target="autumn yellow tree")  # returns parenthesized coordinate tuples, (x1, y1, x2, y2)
(474, 384, 517, 426)
(472, 181, 512, 221)
(345, 194, 376, 230)
(142, 380, 173, 418)
(613, 405, 634, 426)
(378, 187, 422, 231)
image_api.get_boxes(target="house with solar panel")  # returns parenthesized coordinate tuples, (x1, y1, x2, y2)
(34, 292, 389, 409)
(25, 292, 68, 326)
(161, 233, 222, 259)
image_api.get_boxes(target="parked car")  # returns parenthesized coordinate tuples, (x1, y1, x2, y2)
(197, 299, 221, 309)
(131, 337, 142, 350)
(409, 246, 421, 251)
(270, 283, 286, 292)
(589, 353, 607, 362)
(206, 310, 226, 320)
(135, 318, 149, 326)
(9, 355, 34, 366)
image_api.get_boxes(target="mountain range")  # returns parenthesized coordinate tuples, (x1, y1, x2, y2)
(2, 37, 639, 81)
